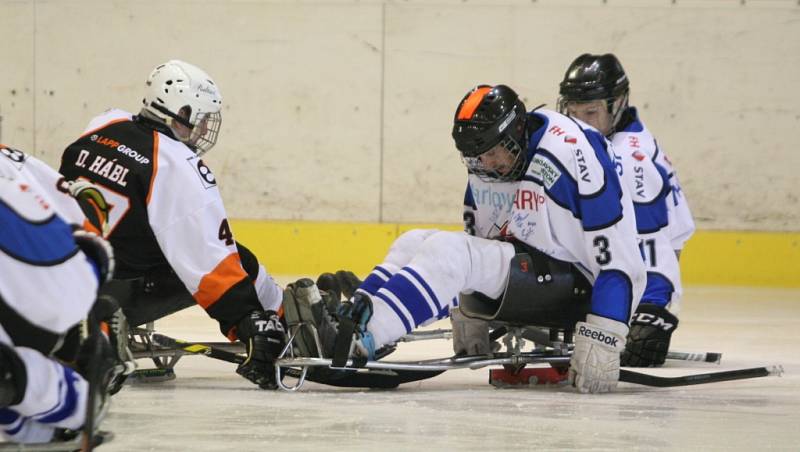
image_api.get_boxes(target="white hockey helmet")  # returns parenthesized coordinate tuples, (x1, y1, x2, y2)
(142, 60, 222, 156)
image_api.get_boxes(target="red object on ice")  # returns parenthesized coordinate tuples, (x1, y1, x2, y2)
(489, 366, 570, 387)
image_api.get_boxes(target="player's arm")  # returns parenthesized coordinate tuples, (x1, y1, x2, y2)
(563, 137, 646, 393)
(653, 150, 695, 252)
(146, 161, 263, 338)
(623, 156, 682, 366)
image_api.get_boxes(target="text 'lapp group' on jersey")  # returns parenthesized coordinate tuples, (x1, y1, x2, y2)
(89, 134, 151, 165)
(470, 185, 546, 213)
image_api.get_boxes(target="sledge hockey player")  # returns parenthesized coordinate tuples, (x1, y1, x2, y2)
(1, 144, 110, 235)
(314, 85, 646, 393)
(1, 146, 135, 389)
(59, 60, 285, 390)
(0, 168, 116, 445)
(557, 53, 695, 367)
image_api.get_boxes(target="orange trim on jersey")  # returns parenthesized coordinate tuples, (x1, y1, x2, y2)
(146, 131, 159, 205)
(193, 252, 249, 310)
(79, 118, 130, 139)
(81, 218, 102, 236)
(457, 86, 492, 120)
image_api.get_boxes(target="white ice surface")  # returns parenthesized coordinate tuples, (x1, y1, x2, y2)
(34, 286, 800, 450)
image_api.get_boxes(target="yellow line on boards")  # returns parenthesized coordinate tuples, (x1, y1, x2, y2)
(231, 220, 800, 288)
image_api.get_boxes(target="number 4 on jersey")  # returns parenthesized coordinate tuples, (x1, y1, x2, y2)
(218, 218, 234, 246)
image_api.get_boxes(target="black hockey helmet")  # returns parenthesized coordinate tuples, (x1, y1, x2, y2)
(452, 84, 528, 181)
(558, 53, 629, 102)
(558, 54, 630, 133)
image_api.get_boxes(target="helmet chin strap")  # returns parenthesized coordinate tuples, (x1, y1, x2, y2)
(149, 102, 194, 130)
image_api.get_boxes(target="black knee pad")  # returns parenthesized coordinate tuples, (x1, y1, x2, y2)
(0, 343, 27, 407)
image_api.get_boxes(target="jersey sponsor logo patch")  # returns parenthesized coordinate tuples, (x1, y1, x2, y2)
(514, 188, 545, 212)
(188, 156, 217, 189)
(1, 147, 26, 169)
(531, 154, 561, 189)
(632, 150, 646, 161)
(89, 134, 150, 164)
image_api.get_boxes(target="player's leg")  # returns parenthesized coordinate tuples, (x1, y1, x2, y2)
(0, 344, 89, 443)
(357, 229, 441, 297)
(362, 231, 514, 350)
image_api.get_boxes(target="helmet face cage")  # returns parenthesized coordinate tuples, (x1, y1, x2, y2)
(461, 134, 527, 182)
(184, 110, 222, 157)
(143, 60, 223, 155)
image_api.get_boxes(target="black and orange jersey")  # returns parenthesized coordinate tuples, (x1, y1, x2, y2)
(60, 109, 281, 336)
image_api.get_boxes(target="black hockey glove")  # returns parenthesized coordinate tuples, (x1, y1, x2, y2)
(621, 303, 679, 367)
(236, 310, 286, 389)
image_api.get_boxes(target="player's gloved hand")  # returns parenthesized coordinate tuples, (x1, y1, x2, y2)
(569, 314, 627, 394)
(451, 308, 492, 356)
(236, 310, 286, 389)
(621, 303, 679, 367)
(72, 229, 115, 282)
(65, 179, 111, 236)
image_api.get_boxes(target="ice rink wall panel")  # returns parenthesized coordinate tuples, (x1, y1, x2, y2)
(0, 2, 798, 245)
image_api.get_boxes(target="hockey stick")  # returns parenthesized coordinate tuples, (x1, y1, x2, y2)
(403, 328, 722, 363)
(665, 351, 722, 364)
(149, 333, 244, 364)
(150, 333, 444, 389)
(80, 314, 101, 452)
(619, 365, 783, 388)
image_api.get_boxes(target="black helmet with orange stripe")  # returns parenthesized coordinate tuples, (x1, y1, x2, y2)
(452, 85, 528, 182)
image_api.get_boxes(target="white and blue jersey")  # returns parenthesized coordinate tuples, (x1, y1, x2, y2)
(612, 108, 695, 251)
(612, 108, 692, 313)
(0, 173, 99, 443)
(0, 146, 86, 228)
(464, 109, 646, 327)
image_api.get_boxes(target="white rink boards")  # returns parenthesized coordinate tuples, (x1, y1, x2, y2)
(83, 285, 800, 450)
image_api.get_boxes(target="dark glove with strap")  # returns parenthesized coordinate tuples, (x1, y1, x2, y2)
(621, 303, 679, 367)
(235, 310, 286, 389)
(65, 179, 111, 235)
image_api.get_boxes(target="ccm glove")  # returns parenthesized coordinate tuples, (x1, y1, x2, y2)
(236, 310, 286, 390)
(569, 314, 627, 394)
(621, 303, 679, 367)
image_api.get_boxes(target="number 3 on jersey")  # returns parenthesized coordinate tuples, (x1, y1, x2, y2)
(593, 235, 612, 265)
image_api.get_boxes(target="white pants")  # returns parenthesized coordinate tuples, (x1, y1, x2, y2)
(360, 229, 515, 348)
(0, 328, 88, 444)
